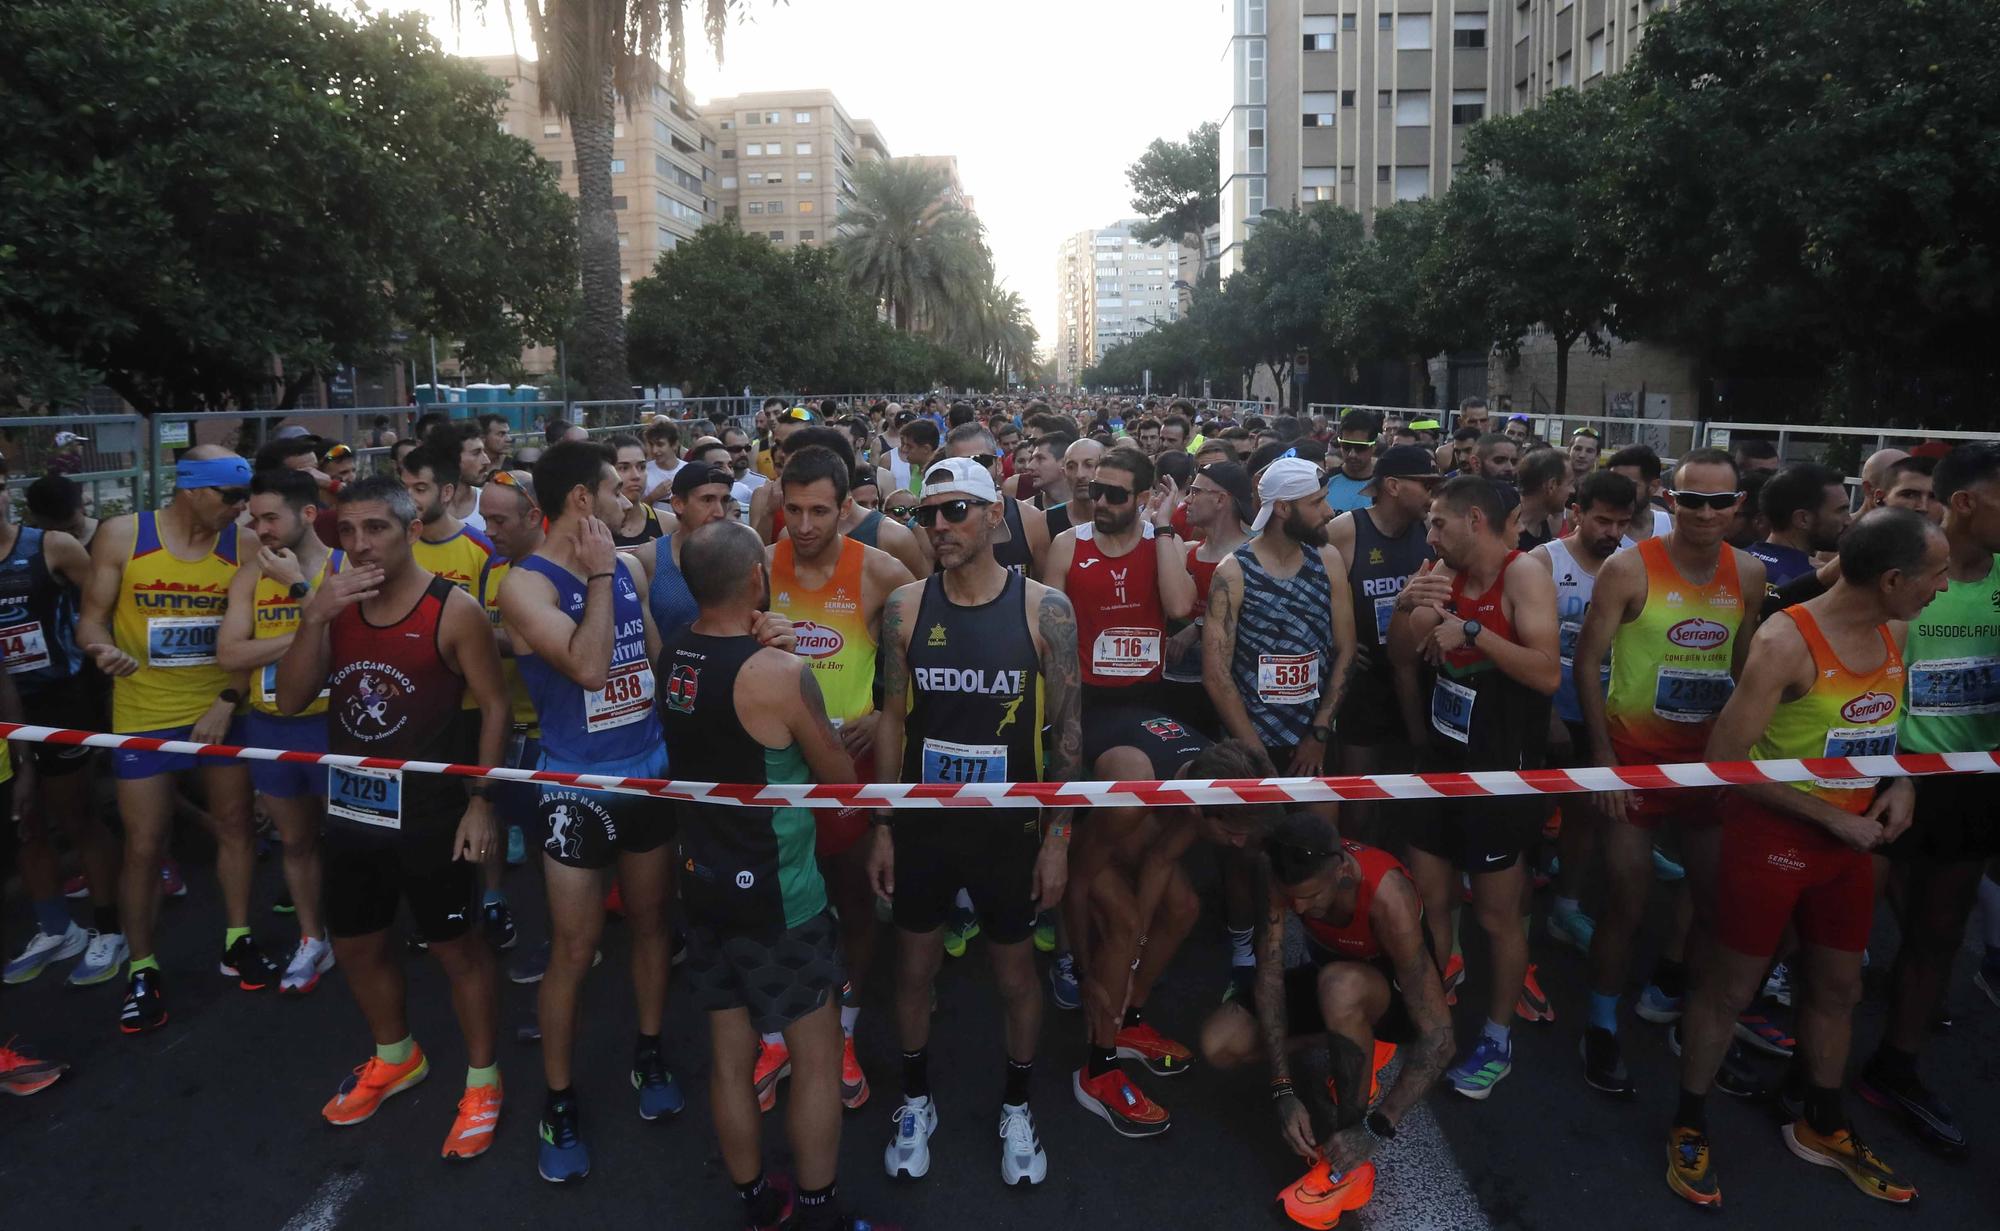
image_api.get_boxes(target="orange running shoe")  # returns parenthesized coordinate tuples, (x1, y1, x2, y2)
(1327, 1039, 1398, 1107)
(442, 1081, 503, 1161)
(1783, 1122, 1916, 1204)
(1516, 964, 1555, 1023)
(323, 1048, 430, 1126)
(1072, 1066, 1171, 1138)
(1277, 1158, 1376, 1229)
(1113, 1022, 1195, 1077)
(840, 1035, 870, 1109)
(603, 880, 626, 918)
(754, 1039, 792, 1112)
(1442, 953, 1465, 1007)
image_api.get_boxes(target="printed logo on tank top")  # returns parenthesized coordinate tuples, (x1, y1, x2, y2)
(791, 620, 845, 659)
(665, 664, 699, 713)
(1842, 691, 1898, 724)
(1666, 617, 1729, 649)
(1768, 847, 1808, 872)
(1142, 717, 1188, 741)
(331, 661, 415, 742)
(914, 667, 1025, 696)
(927, 623, 948, 647)
(132, 579, 228, 613)
(1368, 548, 1383, 564)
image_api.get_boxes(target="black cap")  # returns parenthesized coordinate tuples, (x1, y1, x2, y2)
(1360, 444, 1443, 494)
(672, 462, 733, 498)
(1195, 460, 1256, 526)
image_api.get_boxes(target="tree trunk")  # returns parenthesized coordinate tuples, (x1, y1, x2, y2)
(570, 66, 632, 401)
(1553, 329, 1576, 414)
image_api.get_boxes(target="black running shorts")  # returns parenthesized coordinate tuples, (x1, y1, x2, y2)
(685, 908, 844, 1035)
(22, 681, 103, 775)
(1883, 773, 2000, 863)
(1281, 960, 1418, 1046)
(890, 812, 1040, 944)
(322, 832, 478, 943)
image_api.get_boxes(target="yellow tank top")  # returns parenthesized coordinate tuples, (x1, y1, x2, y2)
(480, 558, 540, 731)
(112, 511, 241, 733)
(1751, 606, 1904, 814)
(412, 524, 496, 597)
(1604, 537, 1745, 761)
(769, 536, 876, 723)
(249, 551, 343, 717)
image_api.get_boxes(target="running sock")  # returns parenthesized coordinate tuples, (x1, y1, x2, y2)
(1650, 957, 1688, 1000)
(1553, 895, 1581, 919)
(1003, 1057, 1034, 1106)
(93, 904, 120, 936)
(543, 1083, 572, 1109)
(376, 1035, 416, 1065)
(1588, 992, 1620, 1035)
(840, 981, 859, 1036)
(795, 1182, 838, 1231)
(1228, 926, 1255, 967)
(1803, 1084, 1844, 1136)
(955, 887, 974, 911)
(1481, 1019, 1511, 1049)
(1123, 1005, 1146, 1029)
(737, 1173, 784, 1226)
(1086, 1045, 1118, 1079)
(1675, 1088, 1707, 1132)
(761, 1031, 786, 1049)
(31, 898, 70, 937)
(901, 1048, 930, 1099)
(466, 1064, 500, 1089)
(129, 954, 160, 974)
(224, 925, 251, 948)
(635, 1032, 662, 1061)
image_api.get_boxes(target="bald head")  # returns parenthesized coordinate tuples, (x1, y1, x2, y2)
(681, 519, 767, 610)
(182, 443, 240, 462)
(1861, 448, 1910, 507)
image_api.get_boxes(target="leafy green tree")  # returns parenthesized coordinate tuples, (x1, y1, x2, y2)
(1223, 205, 1359, 399)
(1325, 199, 1477, 391)
(1426, 86, 1621, 412)
(1606, 0, 2000, 421)
(0, 0, 576, 411)
(1126, 120, 1220, 279)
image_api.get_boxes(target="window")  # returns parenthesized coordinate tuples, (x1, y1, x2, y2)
(1340, 165, 1356, 184)
(657, 227, 679, 251)
(767, 172, 784, 183)
(747, 172, 764, 185)
(1453, 13, 1488, 48)
(1395, 14, 1431, 50)
(769, 230, 785, 241)
(720, 119, 734, 130)
(795, 111, 813, 123)
(798, 170, 815, 182)
(763, 111, 781, 124)
(799, 229, 815, 241)
(1341, 90, 1355, 107)
(1451, 89, 1486, 124)
(547, 159, 563, 175)
(745, 143, 762, 156)
(1303, 91, 1337, 127)
(1557, 52, 1574, 87)
(613, 123, 624, 138)
(724, 206, 738, 219)
(1378, 89, 1392, 108)
(656, 156, 703, 195)
(542, 121, 562, 137)
(616, 231, 627, 248)
(1587, 31, 1606, 76)
(1302, 166, 1337, 202)
(747, 201, 764, 214)
(657, 193, 702, 223)
(745, 112, 761, 125)
(722, 148, 735, 160)
(798, 200, 815, 214)
(610, 195, 627, 210)
(1394, 166, 1428, 201)
(766, 200, 782, 212)
(1341, 14, 1356, 30)
(1378, 14, 1391, 31)
(721, 175, 737, 189)
(1395, 91, 1430, 127)
(609, 159, 625, 174)
(1376, 165, 1391, 183)
(795, 142, 812, 155)
(1303, 16, 1335, 50)
(1559, 0, 1573, 9)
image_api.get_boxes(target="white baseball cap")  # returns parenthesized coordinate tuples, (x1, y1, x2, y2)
(920, 458, 1011, 543)
(1251, 456, 1324, 533)
(53, 431, 88, 447)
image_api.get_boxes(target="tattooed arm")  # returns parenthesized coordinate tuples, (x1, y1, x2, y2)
(1031, 581, 1080, 909)
(1257, 868, 1317, 1160)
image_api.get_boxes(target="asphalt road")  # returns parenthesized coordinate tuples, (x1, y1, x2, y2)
(5, 824, 1999, 1230)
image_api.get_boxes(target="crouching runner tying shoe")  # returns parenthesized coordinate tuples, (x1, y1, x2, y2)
(1200, 813, 1453, 1229)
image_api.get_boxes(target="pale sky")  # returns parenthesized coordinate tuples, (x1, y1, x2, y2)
(362, 0, 1226, 353)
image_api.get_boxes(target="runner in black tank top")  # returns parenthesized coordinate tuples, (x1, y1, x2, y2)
(1336, 503, 1435, 747)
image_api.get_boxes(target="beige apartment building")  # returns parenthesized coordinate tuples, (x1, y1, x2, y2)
(1054, 221, 1185, 388)
(706, 90, 893, 245)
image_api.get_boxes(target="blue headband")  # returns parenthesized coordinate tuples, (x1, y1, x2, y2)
(174, 457, 252, 490)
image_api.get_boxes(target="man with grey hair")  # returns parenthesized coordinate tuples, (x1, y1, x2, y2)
(945, 423, 1048, 577)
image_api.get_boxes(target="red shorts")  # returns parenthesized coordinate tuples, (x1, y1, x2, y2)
(1612, 741, 1722, 831)
(814, 752, 870, 858)
(1714, 793, 1873, 957)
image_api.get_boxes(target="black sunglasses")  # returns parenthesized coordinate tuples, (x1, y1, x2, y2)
(1089, 481, 1133, 505)
(969, 453, 998, 470)
(217, 487, 250, 503)
(912, 499, 984, 527)
(1668, 489, 1742, 511)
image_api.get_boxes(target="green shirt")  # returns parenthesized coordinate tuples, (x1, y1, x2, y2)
(763, 743, 829, 929)
(1900, 553, 2000, 754)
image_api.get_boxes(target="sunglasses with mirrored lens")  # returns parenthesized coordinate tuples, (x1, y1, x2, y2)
(1089, 482, 1134, 505)
(780, 407, 817, 422)
(912, 499, 982, 527)
(1668, 490, 1741, 511)
(1338, 440, 1375, 451)
(324, 444, 355, 460)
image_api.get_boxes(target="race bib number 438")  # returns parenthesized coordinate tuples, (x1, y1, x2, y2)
(585, 660, 655, 733)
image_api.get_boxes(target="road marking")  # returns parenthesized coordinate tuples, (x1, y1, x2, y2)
(279, 1171, 363, 1231)
(1368, 1069, 1492, 1230)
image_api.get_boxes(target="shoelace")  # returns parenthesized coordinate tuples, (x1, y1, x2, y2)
(1001, 1108, 1037, 1153)
(894, 1104, 924, 1139)
(1676, 1133, 1708, 1169)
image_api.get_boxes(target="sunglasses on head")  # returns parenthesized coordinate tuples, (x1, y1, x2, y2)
(1088, 481, 1133, 504)
(779, 406, 817, 422)
(1668, 489, 1741, 511)
(488, 470, 535, 501)
(323, 443, 354, 461)
(912, 498, 985, 527)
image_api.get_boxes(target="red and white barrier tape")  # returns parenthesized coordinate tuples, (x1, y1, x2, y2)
(2, 722, 1994, 810)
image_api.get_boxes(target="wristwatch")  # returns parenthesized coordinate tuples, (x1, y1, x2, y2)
(218, 688, 243, 706)
(1365, 1110, 1396, 1141)
(1309, 724, 1333, 743)
(1459, 618, 1483, 648)
(287, 580, 311, 601)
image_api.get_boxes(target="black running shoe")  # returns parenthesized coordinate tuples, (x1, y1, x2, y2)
(120, 968, 168, 1034)
(483, 900, 518, 951)
(220, 934, 280, 991)
(272, 890, 296, 916)
(1857, 1058, 1967, 1157)
(1581, 1027, 1637, 1099)
(1667, 1024, 1767, 1101)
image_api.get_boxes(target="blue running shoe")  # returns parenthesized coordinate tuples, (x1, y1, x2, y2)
(633, 1047, 685, 1121)
(1447, 1036, 1513, 1100)
(1546, 904, 1595, 955)
(537, 1094, 590, 1183)
(1651, 846, 1685, 882)
(1635, 983, 1684, 1024)
(1049, 952, 1080, 1010)
(506, 824, 526, 867)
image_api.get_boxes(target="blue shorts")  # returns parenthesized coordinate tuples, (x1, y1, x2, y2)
(112, 718, 248, 781)
(539, 745, 674, 870)
(242, 711, 328, 799)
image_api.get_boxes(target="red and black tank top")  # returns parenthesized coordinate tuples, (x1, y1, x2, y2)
(326, 575, 468, 764)
(1299, 841, 1413, 962)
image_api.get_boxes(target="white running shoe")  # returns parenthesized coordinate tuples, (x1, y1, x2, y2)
(4, 921, 89, 984)
(67, 931, 129, 987)
(998, 1102, 1047, 1186)
(281, 936, 335, 995)
(1762, 961, 1793, 1008)
(885, 1096, 938, 1179)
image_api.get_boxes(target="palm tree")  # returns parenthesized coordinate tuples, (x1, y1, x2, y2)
(454, 1, 745, 399)
(835, 160, 989, 334)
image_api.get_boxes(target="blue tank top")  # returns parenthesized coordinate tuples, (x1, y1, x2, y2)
(513, 555, 659, 764)
(0, 526, 85, 692)
(649, 533, 699, 646)
(1229, 542, 1334, 749)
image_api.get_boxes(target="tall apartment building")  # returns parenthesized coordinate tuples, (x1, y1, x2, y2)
(705, 90, 892, 246)
(1053, 220, 1185, 388)
(478, 54, 723, 291)
(1219, 0, 1677, 276)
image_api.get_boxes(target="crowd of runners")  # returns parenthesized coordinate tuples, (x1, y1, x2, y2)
(2, 392, 1998, 1229)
